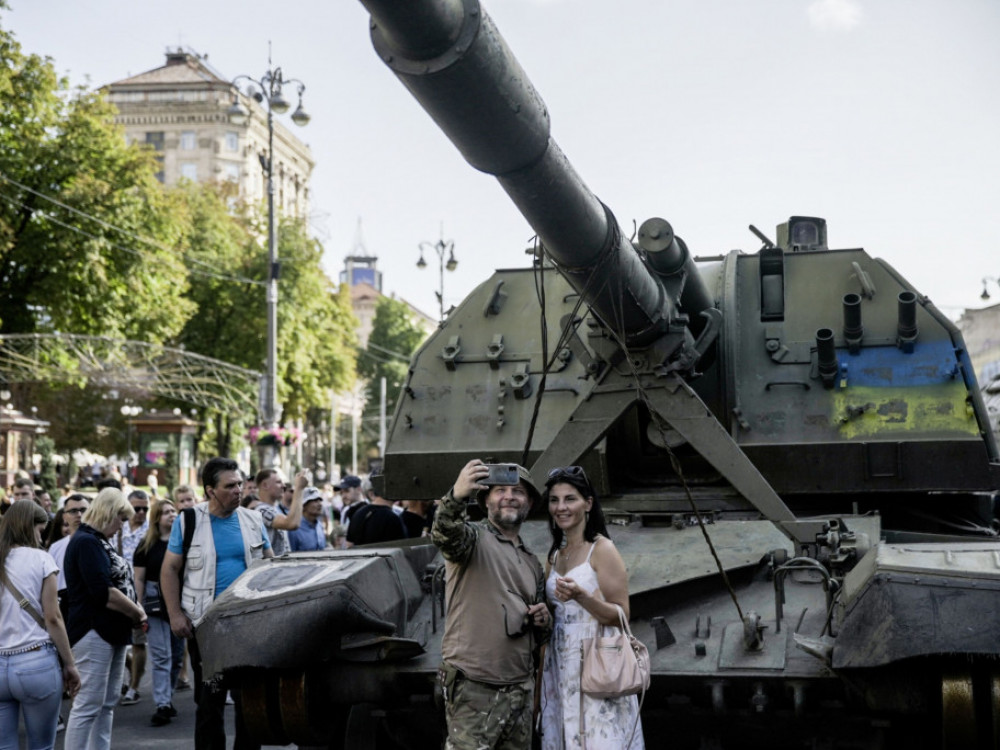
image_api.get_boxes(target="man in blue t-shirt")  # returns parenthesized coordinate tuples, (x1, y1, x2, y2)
(161, 457, 271, 750)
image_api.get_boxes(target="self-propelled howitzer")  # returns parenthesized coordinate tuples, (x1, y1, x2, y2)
(194, 1, 1000, 747)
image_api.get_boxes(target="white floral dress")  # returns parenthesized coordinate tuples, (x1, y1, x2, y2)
(539, 543, 644, 749)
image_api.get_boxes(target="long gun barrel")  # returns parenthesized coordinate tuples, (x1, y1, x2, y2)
(360, 0, 688, 344)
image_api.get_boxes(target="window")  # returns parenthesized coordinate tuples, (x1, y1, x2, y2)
(144, 132, 165, 151)
(180, 131, 196, 150)
(180, 163, 197, 181)
(225, 131, 239, 152)
(224, 163, 240, 182)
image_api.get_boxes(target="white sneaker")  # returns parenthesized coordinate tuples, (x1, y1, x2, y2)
(120, 689, 141, 706)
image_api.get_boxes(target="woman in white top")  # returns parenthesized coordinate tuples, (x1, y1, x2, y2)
(539, 466, 644, 749)
(0, 500, 81, 750)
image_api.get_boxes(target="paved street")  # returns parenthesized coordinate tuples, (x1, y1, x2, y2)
(16, 658, 297, 749)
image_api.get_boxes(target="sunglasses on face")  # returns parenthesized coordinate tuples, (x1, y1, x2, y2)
(133, 506, 149, 513)
(64, 508, 85, 515)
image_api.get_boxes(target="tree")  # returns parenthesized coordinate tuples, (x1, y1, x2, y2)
(173, 184, 357, 455)
(0, 21, 194, 342)
(273, 219, 358, 419)
(164, 444, 178, 498)
(35, 435, 58, 492)
(357, 296, 429, 456)
(0, 21, 359, 462)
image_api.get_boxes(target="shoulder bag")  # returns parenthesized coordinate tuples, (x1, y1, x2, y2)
(580, 603, 650, 698)
(142, 580, 164, 616)
(578, 603, 649, 747)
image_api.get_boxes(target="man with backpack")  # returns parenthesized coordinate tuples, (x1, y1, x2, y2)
(160, 457, 272, 750)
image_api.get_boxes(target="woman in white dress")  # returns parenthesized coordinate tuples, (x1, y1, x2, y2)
(539, 466, 644, 750)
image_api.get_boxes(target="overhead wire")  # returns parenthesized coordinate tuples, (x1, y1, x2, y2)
(0, 173, 266, 286)
(0, 191, 265, 287)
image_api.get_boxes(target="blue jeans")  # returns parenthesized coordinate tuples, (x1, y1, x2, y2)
(146, 616, 177, 708)
(64, 630, 127, 750)
(0, 643, 63, 750)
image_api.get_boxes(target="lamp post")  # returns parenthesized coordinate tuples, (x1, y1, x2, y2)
(227, 53, 310, 430)
(417, 232, 458, 322)
(980, 277, 1000, 302)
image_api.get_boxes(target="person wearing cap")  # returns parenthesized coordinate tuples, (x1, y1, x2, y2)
(288, 487, 328, 551)
(431, 459, 552, 750)
(335, 475, 366, 536)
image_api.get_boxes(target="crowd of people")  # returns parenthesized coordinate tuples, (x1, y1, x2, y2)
(0, 463, 435, 749)
(1, 456, 641, 749)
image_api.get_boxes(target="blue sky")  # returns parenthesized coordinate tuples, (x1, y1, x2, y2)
(8, 0, 1000, 321)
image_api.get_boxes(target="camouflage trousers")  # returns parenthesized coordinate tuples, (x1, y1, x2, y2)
(442, 670, 535, 750)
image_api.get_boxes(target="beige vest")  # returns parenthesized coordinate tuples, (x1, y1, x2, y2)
(441, 523, 543, 684)
(180, 503, 266, 625)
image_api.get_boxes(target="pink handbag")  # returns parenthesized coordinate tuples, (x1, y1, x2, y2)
(580, 604, 650, 698)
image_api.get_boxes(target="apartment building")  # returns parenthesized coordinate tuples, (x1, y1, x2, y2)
(104, 48, 313, 219)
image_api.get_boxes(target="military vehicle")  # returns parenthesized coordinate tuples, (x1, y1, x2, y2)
(197, 1, 1000, 747)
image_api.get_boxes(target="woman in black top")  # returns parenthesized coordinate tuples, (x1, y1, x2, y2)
(63, 487, 146, 750)
(133, 499, 182, 726)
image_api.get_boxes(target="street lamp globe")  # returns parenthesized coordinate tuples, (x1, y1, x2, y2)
(227, 96, 250, 126)
(269, 87, 291, 115)
(291, 100, 311, 126)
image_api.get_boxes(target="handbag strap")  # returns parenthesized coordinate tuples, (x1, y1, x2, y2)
(1, 579, 47, 631)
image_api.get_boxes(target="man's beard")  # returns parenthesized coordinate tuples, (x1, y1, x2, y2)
(488, 505, 529, 530)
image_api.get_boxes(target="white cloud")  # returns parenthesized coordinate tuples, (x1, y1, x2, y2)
(807, 0, 863, 31)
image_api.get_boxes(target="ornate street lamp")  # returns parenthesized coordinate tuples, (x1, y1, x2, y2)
(417, 232, 458, 322)
(228, 51, 310, 430)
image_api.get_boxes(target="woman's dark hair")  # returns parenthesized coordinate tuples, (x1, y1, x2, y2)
(45, 508, 67, 548)
(543, 467, 610, 561)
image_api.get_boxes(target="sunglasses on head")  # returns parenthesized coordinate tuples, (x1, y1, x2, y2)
(547, 466, 586, 480)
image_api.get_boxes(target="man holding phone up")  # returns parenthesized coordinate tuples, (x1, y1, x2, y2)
(431, 459, 552, 750)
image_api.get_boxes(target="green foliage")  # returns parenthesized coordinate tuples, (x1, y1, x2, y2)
(35, 435, 58, 492)
(174, 184, 357, 453)
(0, 24, 359, 462)
(274, 220, 358, 419)
(0, 23, 193, 341)
(164, 444, 178, 497)
(357, 296, 428, 455)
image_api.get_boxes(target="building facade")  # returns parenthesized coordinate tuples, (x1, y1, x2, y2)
(957, 303, 1000, 386)
(957, 303, 1000, 446)
(104, 48, 313, 219)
